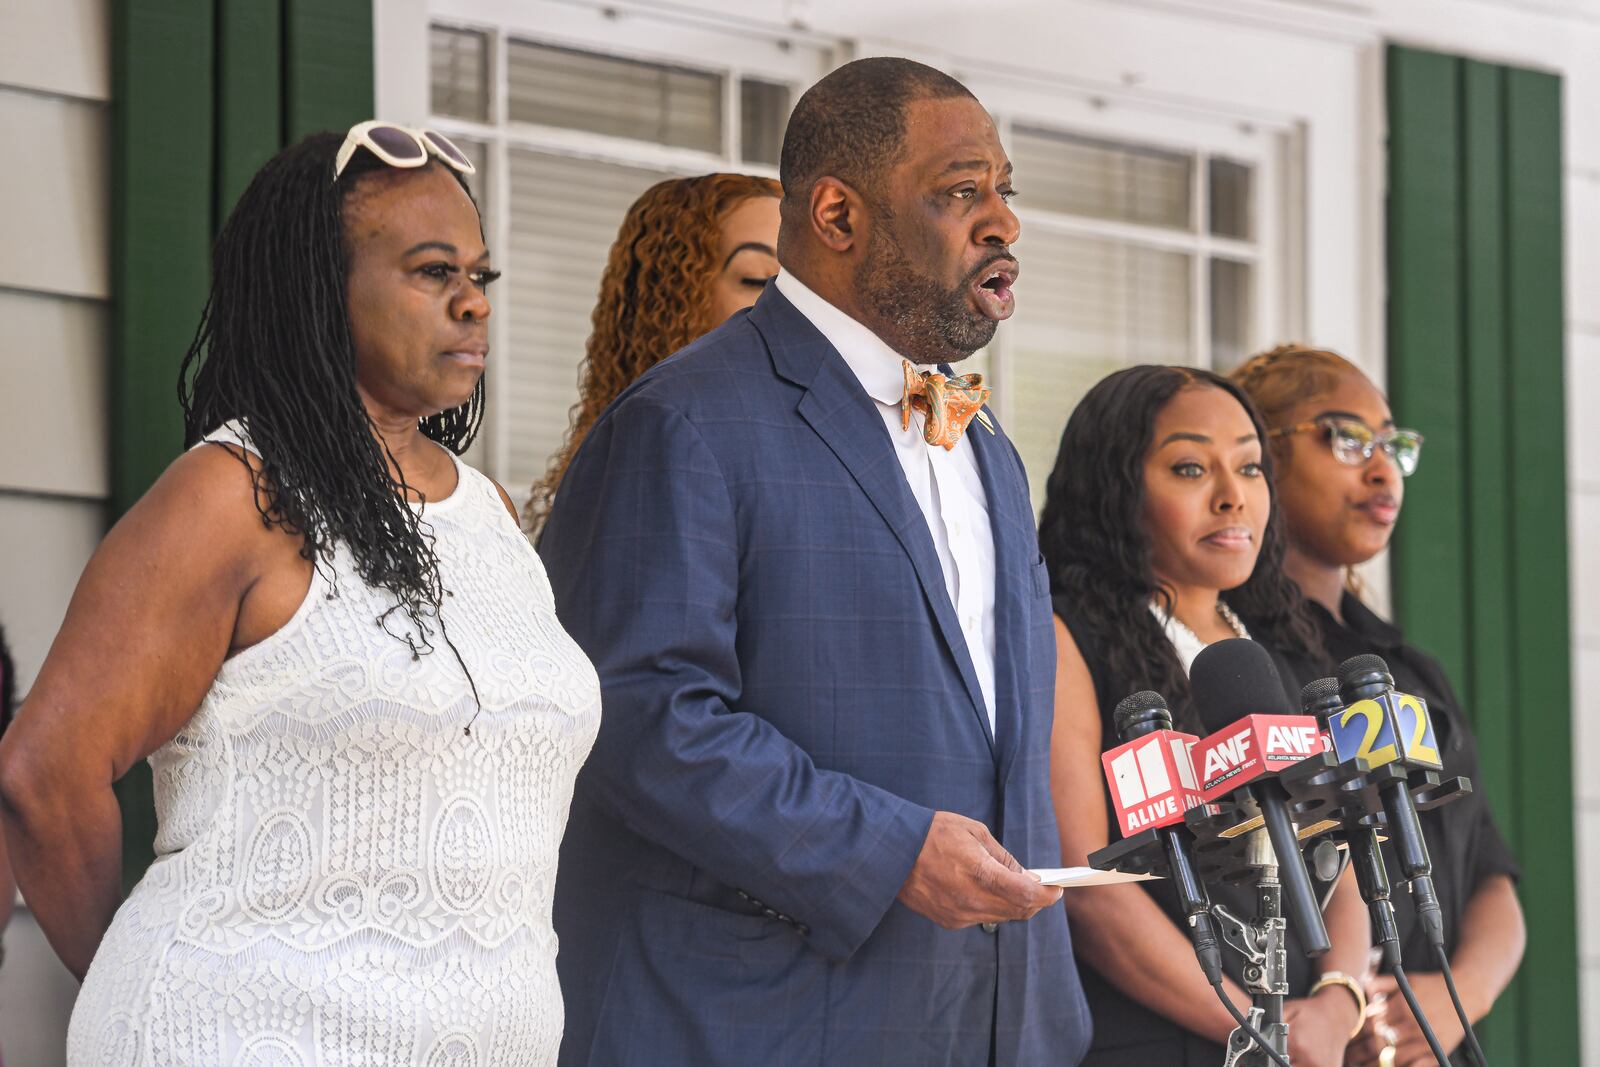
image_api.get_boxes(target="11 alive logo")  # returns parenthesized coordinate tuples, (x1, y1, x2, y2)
(1191, 714, 1327, 803)
(1102, 729, 1206, 837)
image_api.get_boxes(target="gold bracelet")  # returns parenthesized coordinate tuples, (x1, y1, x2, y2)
(1309, 970, 1368, 1041)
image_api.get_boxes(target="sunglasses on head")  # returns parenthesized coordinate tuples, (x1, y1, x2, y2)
(334, 121, 476, 182)
(1270, 416, 1425, 477)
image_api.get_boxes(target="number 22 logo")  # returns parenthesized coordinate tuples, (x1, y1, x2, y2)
(1337, 694, 1441, 769)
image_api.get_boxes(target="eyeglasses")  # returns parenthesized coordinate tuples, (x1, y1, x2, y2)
(1270, 417, 1425, 477)
(334, 121, 476, 182)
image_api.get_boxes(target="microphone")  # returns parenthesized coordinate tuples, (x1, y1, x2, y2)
(1103, 692, 1204, 837)
(1336, 654, 1446, 952)
(1103, 691, 1221, 984)
(1326, 656, 1443, 773)
(1189, 639, 1332, 958)
(1299, 677, 1403, 965)
(1325, 660, 1475, 1067)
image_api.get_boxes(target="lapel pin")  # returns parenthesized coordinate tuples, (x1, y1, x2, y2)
(975, 410, 995, 435)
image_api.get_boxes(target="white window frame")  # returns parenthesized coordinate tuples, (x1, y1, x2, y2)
(399, 1, 1308, 488)
(420, 0, 840, 484)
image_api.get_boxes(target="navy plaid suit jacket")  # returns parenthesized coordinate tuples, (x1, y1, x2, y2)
(540, 284, 1091, 1066)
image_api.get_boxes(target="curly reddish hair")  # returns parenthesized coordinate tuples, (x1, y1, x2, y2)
(526, 172, 782, 532)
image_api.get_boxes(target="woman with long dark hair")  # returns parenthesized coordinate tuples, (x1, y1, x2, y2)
(0, 124, 599, 1064)
(1042, 365, 1369, 1066)
(1232, 345, 1524, 1067)
(526, 172, 780, 533)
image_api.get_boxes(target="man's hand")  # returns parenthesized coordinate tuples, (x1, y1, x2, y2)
(1345, 973, 1463, 1066)
(1283, 987, 1360, 1067)
(896, 811, 1063, 929)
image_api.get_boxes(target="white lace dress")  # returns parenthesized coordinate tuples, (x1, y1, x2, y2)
(67, 425, 601, 1066)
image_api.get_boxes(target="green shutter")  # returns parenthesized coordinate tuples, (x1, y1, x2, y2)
(284, 0, 374, 140)
(1501, 64, 1575, 1067)
(111, 0, 216, 520)
(216, 0, 284, 221)
(1387, 43, 1576, 1063)
(110, 0, 374, 888)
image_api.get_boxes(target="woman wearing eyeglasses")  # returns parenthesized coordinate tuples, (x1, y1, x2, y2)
(1231, 345, 1524, 1067)
(0, 124, 599, 1065)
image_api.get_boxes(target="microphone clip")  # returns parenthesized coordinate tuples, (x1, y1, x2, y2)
(1222, 1006, 1289, 1067)
(1212, 902, 1287, 997)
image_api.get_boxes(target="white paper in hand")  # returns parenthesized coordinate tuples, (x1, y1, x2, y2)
(1028, 867, 1160, 888)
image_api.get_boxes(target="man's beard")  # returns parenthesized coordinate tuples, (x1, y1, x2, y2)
(854, 216, 998, 366)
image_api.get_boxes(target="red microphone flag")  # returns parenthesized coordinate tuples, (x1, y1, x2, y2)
(1190, 714, 1326, 803)
(1102, 729, 1204, 838)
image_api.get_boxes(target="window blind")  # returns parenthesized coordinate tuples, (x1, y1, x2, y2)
(502, 149, 679, 507)
(430, 26, 489, 122)
(1002, 230, 1191, 509)
(506, 39, 722, 154)
(1011, 125, 1192, 230)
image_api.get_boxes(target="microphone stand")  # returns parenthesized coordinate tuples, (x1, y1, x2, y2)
(1214, 825, 1290, 1067)
(1088, 820, 1291, 1066)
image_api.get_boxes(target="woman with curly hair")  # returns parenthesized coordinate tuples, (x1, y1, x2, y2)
(1232, 345, 1523, 1067)
(0, 124, 599, 1064)
(1041, 365, 1371, 1066)
(526, 173, 780, 532)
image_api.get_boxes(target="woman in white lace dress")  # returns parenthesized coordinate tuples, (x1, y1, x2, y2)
(0, 124, 600, 1065)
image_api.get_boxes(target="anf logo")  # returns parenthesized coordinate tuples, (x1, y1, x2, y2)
(1264, 724, 1321, 760)
(1108, 737, 1171, 808)
(1202, 726, 1252, 782)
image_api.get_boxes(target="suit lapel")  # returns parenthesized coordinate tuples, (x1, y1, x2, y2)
(752, 289, 995, 756)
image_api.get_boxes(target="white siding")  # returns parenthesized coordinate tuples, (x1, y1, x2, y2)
(0, 290, 110, 499)
(1570, 173, 1600, 1063)
(0, 494, 103, 692)
(0, 89, 109, 300)
(0, 912, 80, 1067)
(0, 0, 109, 101)
(0, 1, 110, 1058)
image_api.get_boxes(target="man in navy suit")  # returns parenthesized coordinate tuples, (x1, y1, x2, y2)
(541, 57, 1091, 1066)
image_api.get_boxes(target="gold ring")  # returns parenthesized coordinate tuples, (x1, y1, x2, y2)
(1379, 1045, 1397, 1067)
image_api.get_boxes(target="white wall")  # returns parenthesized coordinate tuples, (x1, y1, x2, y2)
(0, 0, 110, 1060)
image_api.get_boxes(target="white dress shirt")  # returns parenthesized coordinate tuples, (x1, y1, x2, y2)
(775, 269, 998, 736)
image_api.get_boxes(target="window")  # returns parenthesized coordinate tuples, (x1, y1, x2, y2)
(424, 12, 831, 509)
(504, 41, 724, 153)
(423, 14, 1296, 517)
(979, 112, 1293, 509)
(430, 26, 489, 123)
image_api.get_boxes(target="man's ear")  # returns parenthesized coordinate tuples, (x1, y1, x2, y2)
(808, 177, 865, 253)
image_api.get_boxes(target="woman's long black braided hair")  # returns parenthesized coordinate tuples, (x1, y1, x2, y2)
(178, 131, 484, 661)
(1038, 365, 1325, 729)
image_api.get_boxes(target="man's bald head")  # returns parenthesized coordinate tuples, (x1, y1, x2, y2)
(778, 57, 976, 228)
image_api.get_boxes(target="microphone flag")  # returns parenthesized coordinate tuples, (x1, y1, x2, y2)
(1102, 728, 1204, 837)
(1191, 714, 1327, 802)
(1323, 690, 1443, 771)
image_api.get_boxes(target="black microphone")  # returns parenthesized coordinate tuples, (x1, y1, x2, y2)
(1337, 654, 1447, 954)
(1326, 659, 1470, 1067)
(1111, 691, 1222, 985)
(1190, 639, 1332, 958)
(1300, 676, 1403, 968)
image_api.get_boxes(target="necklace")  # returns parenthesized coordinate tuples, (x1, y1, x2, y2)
(1215, 600, 1250, 639)
(1162, 599, 1251, 647)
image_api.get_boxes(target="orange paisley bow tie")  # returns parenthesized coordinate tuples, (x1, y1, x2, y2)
(900, 360, 992, 450)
